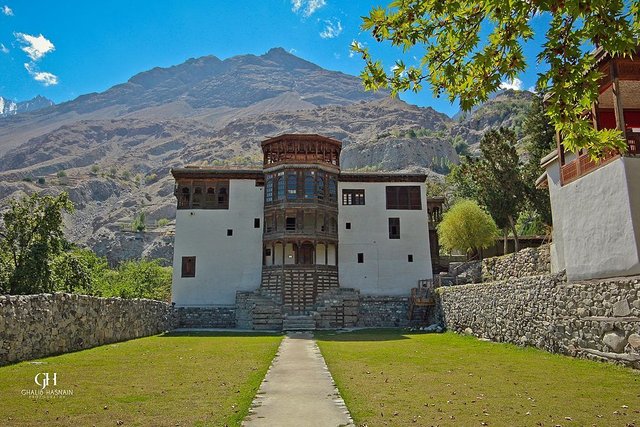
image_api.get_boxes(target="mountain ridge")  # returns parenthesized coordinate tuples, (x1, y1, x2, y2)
(0, 48, 531, 265)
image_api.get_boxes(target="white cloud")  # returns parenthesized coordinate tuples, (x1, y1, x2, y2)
(15, 32, 55, 61)
(0, 43, 8, 54)
(291, 0, 326, 17)
(527, 85, 537, 93)
(24, 63, 58, 86)
(319, 19, 342, 39)
(499, 78, 523, 91)
(288, 48, 297, 54)
(2, 5, 13, 16)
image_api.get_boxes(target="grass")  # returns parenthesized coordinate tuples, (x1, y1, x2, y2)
(0, 331, 282, 426)
(316, 329, 640, 427)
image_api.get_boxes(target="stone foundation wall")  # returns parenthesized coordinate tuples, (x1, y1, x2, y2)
(356, 296, 410, 328)
(437, 273, 640, 368)
(0, 293, 174, 365)
(482, 244, 551, 282)
(175, 306, 236, 329)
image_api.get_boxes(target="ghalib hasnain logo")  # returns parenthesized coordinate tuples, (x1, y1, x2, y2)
(21, 372, 74, 398)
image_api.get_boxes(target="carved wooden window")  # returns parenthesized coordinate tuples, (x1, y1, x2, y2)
(328, 176, 337, 202)
(179, 187, 190, 208)
(276, 172, 285, 201)
(342, 189, 365, 205)
(304, 171, 315, 199)
(317, 172, 325, 200)
(176, 180, 229, 209)
(389, 218, 400, 239)
(386, 186, 422, 210)
(181, 256, 196, 278)
(287, 172, 297, 200)
(265, 175, 273, 203)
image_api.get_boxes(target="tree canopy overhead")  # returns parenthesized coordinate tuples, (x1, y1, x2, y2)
(353, 0, 639, 158)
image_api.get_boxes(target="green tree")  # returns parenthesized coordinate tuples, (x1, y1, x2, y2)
(521, 93, 556, 226)
(437, 199, 499, 259)
(0, 192, 74, 294)
(131, 211, 146, 232)
(353, 0, 637, 158)
(449, 128, 526, 251)
(98, 260, 172, 301)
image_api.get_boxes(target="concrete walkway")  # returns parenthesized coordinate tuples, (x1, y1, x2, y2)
(243, 332, 354, 427)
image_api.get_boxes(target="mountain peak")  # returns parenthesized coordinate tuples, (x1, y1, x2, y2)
(261, 47, 321, 70)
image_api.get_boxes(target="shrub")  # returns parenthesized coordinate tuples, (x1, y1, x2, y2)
(438, 199, 499, 258)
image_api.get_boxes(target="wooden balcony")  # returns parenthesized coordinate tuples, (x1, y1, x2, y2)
(561, 130, 640, 185)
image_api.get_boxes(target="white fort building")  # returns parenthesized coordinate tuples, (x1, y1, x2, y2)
(171, 134, 434, 329)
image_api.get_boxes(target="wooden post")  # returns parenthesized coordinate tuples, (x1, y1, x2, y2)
(612, 60, 626, 133)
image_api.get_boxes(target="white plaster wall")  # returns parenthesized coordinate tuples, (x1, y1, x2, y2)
(338, 182, 432, 295)
(547, 157, 640, 280)
(172, 180, 264, 306)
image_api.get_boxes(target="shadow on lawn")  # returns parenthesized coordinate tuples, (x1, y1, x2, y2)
(314, 328, 412, 342)
(161, 330, 282, 338)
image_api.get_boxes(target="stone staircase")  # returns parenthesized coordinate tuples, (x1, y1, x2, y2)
(236, 291, 283, 330)
(282, 313, 317, 331)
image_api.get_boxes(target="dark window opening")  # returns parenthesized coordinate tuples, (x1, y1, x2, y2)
(227, 229, 233, 236)
(286, 217, 296, 231)
(386, 186, 422, 210)
(181, 256, 196, 278)
(342, 189, 365, 205)
(265, 248, 272, 256)
(346, 222, 351, 230)
(254, 218, 260, 228)
(389, 218, 400, 239)
(357, 253, 364, 263)
(408, 254, 414, 262)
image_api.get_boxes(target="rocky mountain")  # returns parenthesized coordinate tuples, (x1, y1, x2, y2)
(0, 48, 531, 265)
(0, 95, 54, 117)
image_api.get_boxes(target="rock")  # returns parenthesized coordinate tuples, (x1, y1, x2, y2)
(603, 330, 627, 353)
(628, 333, 640, 351)
(613, 299, 631, 317)
(576, 307, 590, 317)
(464, 327, 474, 336)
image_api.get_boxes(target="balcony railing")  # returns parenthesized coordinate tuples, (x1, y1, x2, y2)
(561, 130, 640, 185)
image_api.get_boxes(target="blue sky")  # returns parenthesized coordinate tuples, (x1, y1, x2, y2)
(0, 1, 549, 116)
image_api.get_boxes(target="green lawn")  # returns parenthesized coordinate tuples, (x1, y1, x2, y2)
(0, 332, 282, 427)
(317, 329, 640, 427)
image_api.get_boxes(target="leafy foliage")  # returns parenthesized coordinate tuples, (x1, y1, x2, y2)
(354, 0, 638, 158)
(448, 128, 526, 248)
(521, 93, 556, 225)
(0, 192, 171, 301)
(0, 192, 74, 294)
(438, 199, 499, 255)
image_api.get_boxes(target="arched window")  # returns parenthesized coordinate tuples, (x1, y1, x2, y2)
(265, 176, 273, 203)
(287, 172, 297, 200)
(304, 171, 315, 199)
(179, 187, 190, 208)
(218, 187, 227, 204)
(328, 176, 337, 202)
(192, 186, 203, 208)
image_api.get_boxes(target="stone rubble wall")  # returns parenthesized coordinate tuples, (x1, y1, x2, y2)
(315, 288, 360, 329)
(437, 273, 640, 368)
(356, 296, 410, 328)
(481, 244, 551, 282)
(175, 306, 236, 329)
(0, 293, 174, 366)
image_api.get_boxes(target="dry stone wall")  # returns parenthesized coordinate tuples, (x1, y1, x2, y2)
(175, 306, 236, 329)
(482, 244, 551, 281)
(437, 273, 640, 368)
(0, 293, 174, 365)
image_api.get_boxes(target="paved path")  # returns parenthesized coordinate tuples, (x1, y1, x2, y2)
(243, 332, 354, 427)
